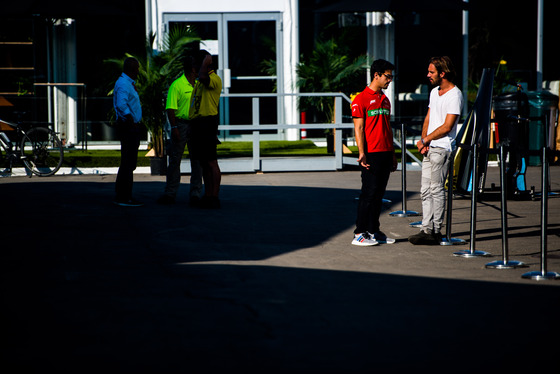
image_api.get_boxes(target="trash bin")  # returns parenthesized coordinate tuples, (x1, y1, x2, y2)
(493, 90, 531, 197)
(493, 90, 530, 149)
(526, 90, 559, 166)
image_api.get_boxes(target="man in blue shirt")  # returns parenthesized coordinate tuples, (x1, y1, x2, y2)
(113, 57, 143, 207)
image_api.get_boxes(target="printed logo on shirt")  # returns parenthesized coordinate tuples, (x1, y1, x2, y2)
(367, 108, 390, 117)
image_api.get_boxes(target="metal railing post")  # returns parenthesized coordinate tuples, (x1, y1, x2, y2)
(454, 143, 491, 257)
(522, 146, 560, 280)
(440, 150, 466, 245)
(486, 145, 525, 268)
(390, 123, 420, 217)
(334, 96, 343, 170)
(252, 97, 261, 171)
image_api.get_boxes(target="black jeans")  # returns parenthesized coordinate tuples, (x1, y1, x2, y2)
(115, 120, 141, 201)
(355, 151, 393, 234)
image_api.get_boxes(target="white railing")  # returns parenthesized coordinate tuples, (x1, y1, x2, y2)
(214, 92, 421, 172)
(218, 92, 354, 171)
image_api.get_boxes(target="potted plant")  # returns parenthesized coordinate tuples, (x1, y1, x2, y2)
(296, 31, 367, 153)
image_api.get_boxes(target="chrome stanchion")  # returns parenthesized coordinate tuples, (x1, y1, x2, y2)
(390, 123, 420, 217)
(454, 143, 491, 257)
(522, 146, 560, 280)
(486, 145, 525, 268)
(441, 150, 466, 246)
(409, 220, 422, 228)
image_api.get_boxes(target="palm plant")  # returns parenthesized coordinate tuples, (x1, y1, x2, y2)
(106, 27, 200, 157)
(296, 35, 368, 126)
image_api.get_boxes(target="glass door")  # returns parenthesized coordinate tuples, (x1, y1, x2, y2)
(163, 12, 283, 139)
(223, 13, 282, 133)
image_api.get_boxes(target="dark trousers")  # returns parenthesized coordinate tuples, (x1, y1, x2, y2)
(355, 151, 393, 234)
(115, 121, 140, 201)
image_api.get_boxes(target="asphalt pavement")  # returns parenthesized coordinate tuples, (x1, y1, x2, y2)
(1, 164, 559, 373)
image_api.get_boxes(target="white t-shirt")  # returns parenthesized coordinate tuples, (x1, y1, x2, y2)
(427, 86, 463, 151)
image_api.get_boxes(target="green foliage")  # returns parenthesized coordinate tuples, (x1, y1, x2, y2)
(296, 33, 368, 125)
(467, 59, 518, 106)
(259, 35, 278, 92)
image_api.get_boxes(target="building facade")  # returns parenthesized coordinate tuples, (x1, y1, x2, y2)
(146, 0, 301, 140)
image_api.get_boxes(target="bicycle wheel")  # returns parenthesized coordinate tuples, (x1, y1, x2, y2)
(20, 127, 64, 176)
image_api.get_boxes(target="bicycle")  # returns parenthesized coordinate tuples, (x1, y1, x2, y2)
(0, 118, 64, 177)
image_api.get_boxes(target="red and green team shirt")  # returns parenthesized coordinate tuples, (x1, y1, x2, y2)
(351, 87, 394, 153)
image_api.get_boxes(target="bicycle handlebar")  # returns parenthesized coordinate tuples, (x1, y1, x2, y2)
(0, 118, 18, 129)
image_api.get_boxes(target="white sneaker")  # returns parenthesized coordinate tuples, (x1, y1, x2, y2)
(352, 233, 379, 246)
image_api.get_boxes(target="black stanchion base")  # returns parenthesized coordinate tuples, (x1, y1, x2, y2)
(440, 237, 467, 246)
(521, 270, 560, 281)
(485, 260, 526, 269)
(453, 249, 492, 257)
(356, 198, 392, 203)
(409, 220, 422, 228)
(390, 210, 420, 217)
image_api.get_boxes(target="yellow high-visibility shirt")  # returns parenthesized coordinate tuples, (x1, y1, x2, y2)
(189, 71, 222, 119)
(166, 74, 193, 120)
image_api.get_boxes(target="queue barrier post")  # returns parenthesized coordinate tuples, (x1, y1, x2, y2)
(440, 149, 466, 246)
(454, 143, 492, 257)
(522, 146, 560, 280)
(486, 145, 526, 268)
(390, 123, 420, 218)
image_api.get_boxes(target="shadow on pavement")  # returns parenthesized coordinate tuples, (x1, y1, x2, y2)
(1, 179, 559, 372)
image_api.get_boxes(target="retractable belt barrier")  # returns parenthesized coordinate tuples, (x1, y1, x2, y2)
(453, 139, 559, 280)
(521, 146, 560, 280)
(387, 122, 559, 280)
(485, 144, 526, 268)
(453, 143, 493, 258)
(440, 149, 466, 246)
(390, 123, 420, 218)
(389, 123, 465, 243)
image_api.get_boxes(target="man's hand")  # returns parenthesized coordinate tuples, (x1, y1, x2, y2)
(167, 109, 180, 143)
(416, 139, 429, 156)
(171, 127, 181, 143)
(357, 153, 370, 169)
(353, 117, 369, 169)
(124, 114, 134, 125)
(202, 54, 212, 68)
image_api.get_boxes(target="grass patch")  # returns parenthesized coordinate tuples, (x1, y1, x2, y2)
(61, 149, 143, 168)
(61, 140, 422, 168)
(218, 140, 327, 157)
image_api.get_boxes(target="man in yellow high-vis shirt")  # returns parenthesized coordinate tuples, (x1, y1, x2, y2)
(189, 50, 222, 209)
(157, 55, 203, 206)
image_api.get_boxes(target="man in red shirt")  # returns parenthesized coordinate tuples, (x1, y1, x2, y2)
(351, 59, 398, 246)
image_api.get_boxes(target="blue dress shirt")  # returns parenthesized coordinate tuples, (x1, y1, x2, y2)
(113, 73, 142, 123)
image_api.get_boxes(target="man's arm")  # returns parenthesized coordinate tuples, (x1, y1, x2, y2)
(167, 109, 180, 142)
(423, 113, 459, 144)
(198, 55, 213, 86)
(353, 117, 369, 169)
(416, 108, 430, 155)
(421, 109, 430, 138)
(114, 86, 134, 124)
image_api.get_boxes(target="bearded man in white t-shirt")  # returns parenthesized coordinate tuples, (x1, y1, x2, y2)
(409, 56, 464, 245)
